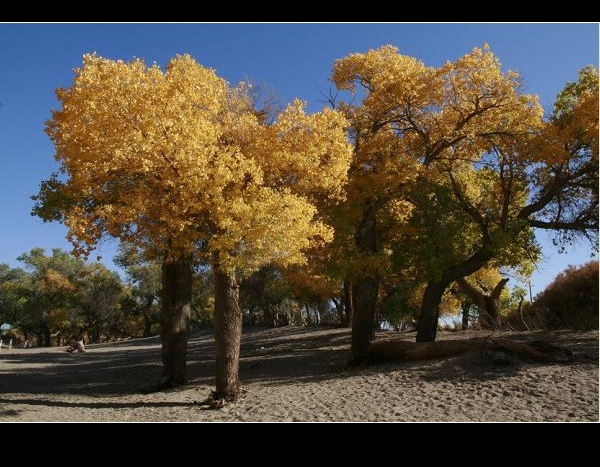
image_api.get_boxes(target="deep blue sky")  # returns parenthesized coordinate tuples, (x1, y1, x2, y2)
(0, 23, 597, 296)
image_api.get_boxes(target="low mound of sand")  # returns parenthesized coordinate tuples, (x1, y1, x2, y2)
(0, 327, 597, 422)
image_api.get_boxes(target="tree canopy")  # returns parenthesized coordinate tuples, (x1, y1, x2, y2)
(34, 53, 352, 396)
(35, 54, 352, 272)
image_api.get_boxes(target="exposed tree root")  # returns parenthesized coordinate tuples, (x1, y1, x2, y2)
(368, 337, 573, 363)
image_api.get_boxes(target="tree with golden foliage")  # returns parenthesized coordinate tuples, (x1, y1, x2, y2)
(34, 54, 352, 398)
(333, 45, 597, 354)
(332, 45, 546, 358)
(434, 64, 599, 339)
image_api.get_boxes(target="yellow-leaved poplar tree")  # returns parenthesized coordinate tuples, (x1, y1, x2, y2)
(333, 47, 597, 351)
(332, 45, 545, 357)
(35, 54, 352, 397)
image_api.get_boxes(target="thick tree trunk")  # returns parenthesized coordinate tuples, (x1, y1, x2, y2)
(416, 281, 447, 342)
(416, 251, 490, 342)
(214, 269, 243, 401)
(350, 276, 379, 364)
(351, 205, 380, 364)
(343, 279, 353, 328)
(487, 278, 509, 326)
(482, 296, 500, 327)
(159, 257, 192, 388)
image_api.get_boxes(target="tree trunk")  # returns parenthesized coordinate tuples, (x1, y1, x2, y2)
(350, 205, 380, 364)
(487, 278, 509, 327)
(143, 311, 152, 338)
(41, 318, 51, 347)
(304, 304, 312, 326)
(159, 256, 192, 388)
(461, 301, 471, 330)
(143, 296, 153, 338)
(343, 279, 353, 328)
(416, 281, 447, 342)
(483, 296, 501, 327)
(456, 277, 509, 329)
(316, 302, 323, 326)
(331, 297, 344, 325)
(350, 276, 379, 364)
(517, 297, 529, 330)
(214, 269, 243, 401)
(416, 251, 490, 342)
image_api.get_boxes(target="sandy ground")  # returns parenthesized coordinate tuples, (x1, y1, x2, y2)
(0, 327, 597, 422)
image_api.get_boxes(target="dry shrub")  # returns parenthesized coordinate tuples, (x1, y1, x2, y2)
(505, 261, 598, 330)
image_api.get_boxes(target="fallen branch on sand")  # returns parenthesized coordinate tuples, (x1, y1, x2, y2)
(65, 340, 86, 353)
(368, 338, 573, 363)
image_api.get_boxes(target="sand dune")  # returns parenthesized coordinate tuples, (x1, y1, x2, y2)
(0, 327, 597, 422)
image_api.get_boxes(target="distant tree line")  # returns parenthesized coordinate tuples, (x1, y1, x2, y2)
(2, 249, 596, 350)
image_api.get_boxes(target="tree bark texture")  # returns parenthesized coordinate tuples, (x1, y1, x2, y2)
(343, 279, 354, 328)
(416, 282, 446, 342)
(351, 206, 379, 364)
(350, 276, 379, 364)
(160, 257, 192, 387)
(214, 269, 243, 401)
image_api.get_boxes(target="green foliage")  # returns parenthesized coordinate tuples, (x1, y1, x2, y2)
(0, 264, 31, 328)
(114, 243, 161, 303)
(240, 266, 290, 326)
(77, 263, 124, 341)
(191, 265, 214, 326)
(396, 179, 480, 283)
(501, 285, 528, 315)
(114, 243, 161, 336)
(380, 283, 419, 331)
(1, 248, 126, 345)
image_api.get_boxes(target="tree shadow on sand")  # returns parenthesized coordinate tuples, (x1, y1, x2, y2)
(0, 397, 196, 412)
(0, 327, 351, 398)
(0, 327, 596, 400)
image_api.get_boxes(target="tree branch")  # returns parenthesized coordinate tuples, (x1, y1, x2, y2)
(490, 278, 509, 299)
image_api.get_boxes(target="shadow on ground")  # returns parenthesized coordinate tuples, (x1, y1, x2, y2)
(0, 327, 596, 402)
(0, 327, 352, 398)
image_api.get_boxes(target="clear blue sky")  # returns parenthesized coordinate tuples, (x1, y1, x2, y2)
(0, 23, 597, 296)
